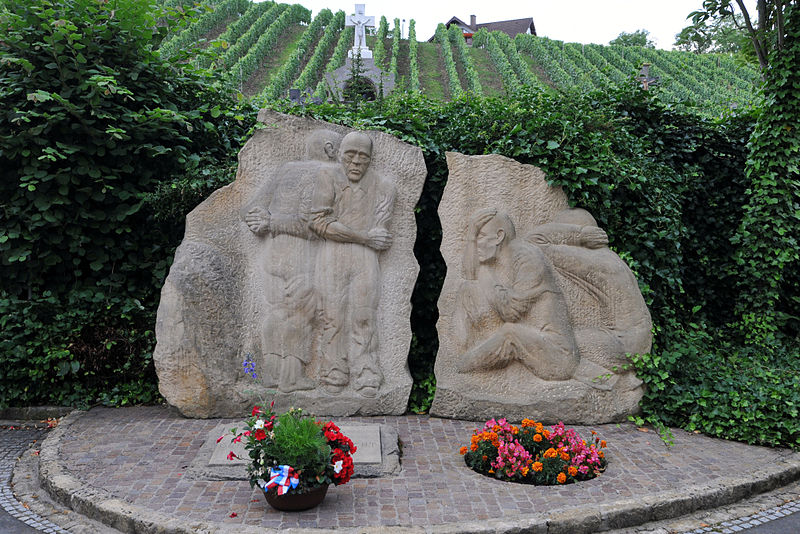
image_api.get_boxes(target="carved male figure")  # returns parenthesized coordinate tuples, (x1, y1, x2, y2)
(242, 130, 341, 392)
(455, 208, 579, 380)
(310, 131, 395, 397)
(347, 4, 372, 50)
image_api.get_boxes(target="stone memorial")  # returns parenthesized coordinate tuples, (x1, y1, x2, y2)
(325, 4, 395, 101)
(154, 111, 426, 418)
(346, 4, 374, 59)
(431, 152, 652, 424)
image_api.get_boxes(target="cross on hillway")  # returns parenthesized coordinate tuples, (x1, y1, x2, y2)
(635, 63, 659, 91)
(346, 4, 374, 59)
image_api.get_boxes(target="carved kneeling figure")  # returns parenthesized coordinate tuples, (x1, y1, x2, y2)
(455, 208, 579, 381)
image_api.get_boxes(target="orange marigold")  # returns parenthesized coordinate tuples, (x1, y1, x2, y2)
(542, 429, 551, 439)
(600, 440, 607, 448)
(599, 450, 605, 458)
(560, 451, 571, 461)
(459, 446, 468, 455)
(535, 423, 544, 433)
(544, 447, 558, 459)
(557, 472, 566, 484)
(532, 462, 543, 472)
(521, 418, 536, 428)
(482, 455, 488, 461)
(568, 466, 578, 476)
(533, 433, 542, 442)
(470, 443, 478, 452)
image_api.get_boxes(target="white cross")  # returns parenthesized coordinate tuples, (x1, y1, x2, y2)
(346, 4, 375, 59)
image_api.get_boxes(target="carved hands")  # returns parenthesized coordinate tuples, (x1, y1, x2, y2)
(244, 207, 270, 235)
(490, 283, 529, 323)
(468, 208, 498, 239)
(580, 226, 608, 249)
(366, 227, 393, 251)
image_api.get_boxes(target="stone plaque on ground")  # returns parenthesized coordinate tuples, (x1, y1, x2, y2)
(153, 111, 427, 418)
(188, 422, 398, 480)
(430, 152, 652, 424)
(208, 423, 381, 466)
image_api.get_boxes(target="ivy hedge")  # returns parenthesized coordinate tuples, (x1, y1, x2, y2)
(1, 0, 798, 450)
(1, 0, 257, 407)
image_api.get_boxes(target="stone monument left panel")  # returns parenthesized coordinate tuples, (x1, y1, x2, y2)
(154, 111, 427, 418)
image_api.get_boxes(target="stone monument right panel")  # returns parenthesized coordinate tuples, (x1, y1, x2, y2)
(431, 152, 652, 424)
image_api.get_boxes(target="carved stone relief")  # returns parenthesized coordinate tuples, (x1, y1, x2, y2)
(431, 152, 652, 424)
(154, 112, 426, 418)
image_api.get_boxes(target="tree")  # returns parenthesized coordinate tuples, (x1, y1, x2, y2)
(674, 13, 748, 53)
(609, 29, 656, 48)
(689, 0, 796, 70)
(731, 2, 800, 341)
(0, 0, 254, 407)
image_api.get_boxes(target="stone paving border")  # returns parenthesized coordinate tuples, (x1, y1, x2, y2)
(607, 479, 800, 534)
(31, 408, 800, 534)
(1, 426, 72, 534)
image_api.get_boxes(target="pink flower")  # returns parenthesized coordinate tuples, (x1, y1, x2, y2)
(251, 406, 261, 416)
(227, 451, 239, 461)
(216, 435, 225, 443)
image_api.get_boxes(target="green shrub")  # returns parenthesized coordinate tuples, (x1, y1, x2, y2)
(0, 0, 256, 408)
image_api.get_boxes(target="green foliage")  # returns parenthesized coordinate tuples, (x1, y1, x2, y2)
(228, 4, 311, 90)
(514, 33, 759, 116)
(491, 31, 540, 88)
(408, 20, 420, 92)
(294, 10, 345, 92)
(434, 23, 462, 98)
(731, 3, 800, 341)
(610, 29, 656, 48)
(221, 2, 284, 69)
(389, 18, 402, 85)
(158, 0, 250, 59)
(689, 0, 794, 70)
(478, 30, 520, 94)
(195, 1, 274, 68)
(261, 8, 332, 100)
(674, 12, 748, 54)
(268, 411, 330, 472)
(373, 15, 388, 67)
(0, 0, 256, 408)
(447, 25, 482, 95)
(632, 323, 800, 449)
(325, 26, 353, 74)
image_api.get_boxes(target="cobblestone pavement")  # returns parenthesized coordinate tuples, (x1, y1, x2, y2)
(0, 425, 70, 534)
(25, 406, 800, 533)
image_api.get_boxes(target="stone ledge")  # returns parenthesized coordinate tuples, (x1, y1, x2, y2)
(32, 410, 800, 534)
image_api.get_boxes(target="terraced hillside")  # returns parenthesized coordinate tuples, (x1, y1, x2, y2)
(158, 0, 761, 114)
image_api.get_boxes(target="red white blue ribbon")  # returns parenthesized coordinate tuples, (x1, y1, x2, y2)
(265, 465, 299, 495)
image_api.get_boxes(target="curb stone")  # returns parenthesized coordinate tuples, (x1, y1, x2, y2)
(11, 430, 116, 534)
(605, 479, 800, 534)
(34, 410, 800, 534)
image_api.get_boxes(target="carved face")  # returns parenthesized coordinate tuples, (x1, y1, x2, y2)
(340, 135, 372, 182)
(476, 220, 504, 263)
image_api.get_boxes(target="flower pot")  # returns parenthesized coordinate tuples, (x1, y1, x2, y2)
(263, 484, 329, 511)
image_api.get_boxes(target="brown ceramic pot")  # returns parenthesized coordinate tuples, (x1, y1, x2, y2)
(263, 483, 329, 511)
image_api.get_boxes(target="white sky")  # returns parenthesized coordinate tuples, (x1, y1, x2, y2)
(267, 0, 757, 50)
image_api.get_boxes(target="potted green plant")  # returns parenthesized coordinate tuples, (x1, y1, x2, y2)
(228, 401, 356, 511)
